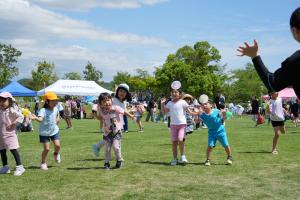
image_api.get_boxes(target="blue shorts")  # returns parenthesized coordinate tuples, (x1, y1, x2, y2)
(208, 132, 229, 148)
(39, 133, 60, 143)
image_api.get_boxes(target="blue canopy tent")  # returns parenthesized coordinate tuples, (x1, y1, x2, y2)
(0, 81, 36, 96)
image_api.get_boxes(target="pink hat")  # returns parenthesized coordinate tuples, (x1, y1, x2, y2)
(0, 92, 15, 101)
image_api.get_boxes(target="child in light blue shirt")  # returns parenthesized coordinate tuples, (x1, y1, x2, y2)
(197, 94, 233, 166)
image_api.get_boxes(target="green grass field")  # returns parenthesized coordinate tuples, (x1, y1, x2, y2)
(0, 116, 300, 200)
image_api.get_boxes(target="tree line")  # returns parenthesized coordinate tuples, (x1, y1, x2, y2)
(0, 42, 266, 103)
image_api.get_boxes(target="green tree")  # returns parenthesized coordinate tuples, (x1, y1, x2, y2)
(225, 63, 267, 103)
(31, 61, 58, 90)
(63, 72, 82, 80)
(155, 41, 224, 97)
(83, 61, 103, 85)
(0, 43, 22, 87)
(112, 71, 131, 89)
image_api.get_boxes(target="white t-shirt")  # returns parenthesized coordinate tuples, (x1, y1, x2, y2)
(270, 98, 285, 121)
(92, 104, 98, 111)
(112, 97, 126, 126)
(166, 99, 188, 125)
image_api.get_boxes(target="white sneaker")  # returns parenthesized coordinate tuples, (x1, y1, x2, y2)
(170, 159, 177, 166)
(0, 165, 10, 174)
(40, 163, 48, 171)
(54, 153, 61, 163)
(14, 165, 25, 176)
(179, 155, 188, 163)
(92, 144, 100, 157)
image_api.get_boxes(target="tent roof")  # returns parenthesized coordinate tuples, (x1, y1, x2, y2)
(0, 81, 36, 97)
(262, 87, 297, 100)
(37, 80, 112, 96)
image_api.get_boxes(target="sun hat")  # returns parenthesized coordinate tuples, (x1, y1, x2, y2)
(0, 92, 15, 101)
(118, 83, 130, 92)
(171, 81, 181, 90)
(199, 94, 209, 104)
(43, 91, 58, 101)
(182, 94, 194, 100)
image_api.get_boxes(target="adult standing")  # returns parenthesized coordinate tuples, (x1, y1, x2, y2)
(237, 7, 300, 98)
(251, 96, 259, 127)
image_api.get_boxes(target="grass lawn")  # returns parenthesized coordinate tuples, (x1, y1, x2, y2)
(0, 116, 300, 200)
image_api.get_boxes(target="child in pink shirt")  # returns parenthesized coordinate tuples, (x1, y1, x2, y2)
(97, 93, 134, 170)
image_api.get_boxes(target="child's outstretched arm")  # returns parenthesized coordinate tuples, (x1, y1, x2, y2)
(160, 98, 169, 114)
(30, 114, 44, 122)
(220, 109, 227, 121)
(124, 110, 135, 120)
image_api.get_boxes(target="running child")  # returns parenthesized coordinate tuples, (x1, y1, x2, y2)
(0, 92, 25, 176)
(31, 92, 61, 170)
(96, 92, 134, 170)
(269, 92, 286, 154)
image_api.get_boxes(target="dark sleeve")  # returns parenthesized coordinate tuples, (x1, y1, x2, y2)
(252, 56, 295, 92)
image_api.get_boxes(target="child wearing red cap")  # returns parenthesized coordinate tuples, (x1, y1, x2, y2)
(31, 91, 61, 170)
(0, 92, 25, 176)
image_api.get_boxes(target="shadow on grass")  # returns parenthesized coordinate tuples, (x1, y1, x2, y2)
(27, 165, 56, 170)
(135, 161, 171, 166)
(67, 166, 120, 170)
(76, 158, 104, 162)
(237, 150, 270, 154)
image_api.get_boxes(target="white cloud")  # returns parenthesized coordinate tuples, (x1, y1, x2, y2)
(0, 0, 170, 46)
(28, 0, 168, 11)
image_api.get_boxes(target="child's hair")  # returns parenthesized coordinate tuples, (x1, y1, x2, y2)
(115, 84, 132, 102)
(98, 92, 112, 104)
(0, 97, 14, 108)
(290, 7, 300, 29)
(171, 88, 183, 94)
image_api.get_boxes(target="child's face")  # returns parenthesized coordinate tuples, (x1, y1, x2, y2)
(201, 102, 212, 113)
(100, 98, 112, 110)
(48, 100, 58, 108)
(270, 92, 278, 100)
(171, 89, 181, 100)
(117, 88, 127, 100)
(0, 97, 9, 109)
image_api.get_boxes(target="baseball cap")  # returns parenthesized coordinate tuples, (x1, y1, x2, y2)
(43, 91, 58, 101)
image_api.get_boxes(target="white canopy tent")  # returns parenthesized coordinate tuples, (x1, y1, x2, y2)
(37, 80, 112, 96)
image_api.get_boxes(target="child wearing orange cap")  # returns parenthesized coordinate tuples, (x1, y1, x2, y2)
(0, 92, 25, 176)
(31, 91, 61, 170)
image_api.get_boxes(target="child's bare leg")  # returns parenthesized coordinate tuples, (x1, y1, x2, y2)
(224, 146, 232, 156)
(172, 141, 178, 159)
(41, 143, 50, 163)
(272, 127, 280, 152)
(178, 140, 185, 156)
(206, 146, 213, 160)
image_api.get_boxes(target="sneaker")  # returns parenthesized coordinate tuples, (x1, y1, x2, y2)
(40, 163, 48, 171)
(139, 127, 144, 133)
(0, 165, 10, 174)
(179, 155, 188, 164)
(272, 149, 278, 155)
(14, 165, 25, 176)
(115, 160, 122, 169)
(170, 159, 177, 166)
(227, 155, 233, 165)
(204, 159, 211, 166)
(125, 130, 128, 133)
(54, 153, 61, 163)
(104, 162, 110, 170)
(92, 144, 100, 157)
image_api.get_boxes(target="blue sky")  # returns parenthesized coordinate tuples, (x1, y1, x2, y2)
(0, 0, 299, 82)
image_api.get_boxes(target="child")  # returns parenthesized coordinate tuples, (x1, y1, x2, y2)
(237, 7, 300, 99)
(92, 83, 132, 157)
(197, 94, 233, 166)
(0, 92, 25, 176)
(63, 95, 73, 129)
(132, 102, 145, 132)
(182, 94, 196, 135)
(269, 92, 285, 154)
(97, 92, 134, 170)
(161, 81, 190, 166)
(31, 91, 61, 170)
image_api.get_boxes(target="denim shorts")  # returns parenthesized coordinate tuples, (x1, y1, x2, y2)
(39, 133, 60, 143)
